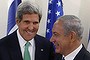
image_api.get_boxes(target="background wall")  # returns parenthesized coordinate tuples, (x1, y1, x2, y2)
(0, 0, 90, 48)
(0, 0, 8, 38)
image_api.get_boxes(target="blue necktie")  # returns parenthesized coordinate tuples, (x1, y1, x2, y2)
(24, 42, 31, 60)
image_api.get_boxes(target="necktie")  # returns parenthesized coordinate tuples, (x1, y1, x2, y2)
(62, 57, 65, 60)
(24, 42, 31, 60)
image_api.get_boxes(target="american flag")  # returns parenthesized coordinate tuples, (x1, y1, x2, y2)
(46, 0, 63, 40)
(7, 0, 21, 35)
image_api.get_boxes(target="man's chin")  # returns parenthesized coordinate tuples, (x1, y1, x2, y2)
(55, 49, 60, 53)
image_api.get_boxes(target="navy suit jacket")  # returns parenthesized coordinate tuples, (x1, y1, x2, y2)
(55, 45, 90, 60)
(0, 31, 55, 60)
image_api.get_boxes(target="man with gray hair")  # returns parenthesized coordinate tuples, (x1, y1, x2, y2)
(50, 15, 90, 60)
(0, 1, 55, 60)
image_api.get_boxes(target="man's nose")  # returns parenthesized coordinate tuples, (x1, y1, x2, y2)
(50, 36, 56, 43)
(28, 23, 34, 30)
(50, 37, 54, 42)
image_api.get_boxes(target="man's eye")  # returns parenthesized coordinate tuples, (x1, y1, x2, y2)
(53, 32, 58, 36)
(33, 22, 39, 24)
(24, 21, 30, 24)
(54, 34, 58, 36)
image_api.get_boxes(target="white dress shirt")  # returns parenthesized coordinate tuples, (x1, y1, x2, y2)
(63, 44, 83, 60)
(17, 30, 35, 60)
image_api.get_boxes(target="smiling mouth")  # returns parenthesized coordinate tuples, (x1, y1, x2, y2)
(26, 31, 34, 35)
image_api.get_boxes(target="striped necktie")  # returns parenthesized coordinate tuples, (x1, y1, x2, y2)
(24, 42, 31, 60)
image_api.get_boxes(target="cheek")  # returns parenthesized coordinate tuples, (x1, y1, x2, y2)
(57, 38, 64, 46)
(34, 24, 39, 29)
(61, 39, 70, 50)
(17, 23, 26, 28)
(57, 38, 66, 48)
(36, 25, 39, 29)
(19, 25, 28, 30)
(55, 40, 63, 53)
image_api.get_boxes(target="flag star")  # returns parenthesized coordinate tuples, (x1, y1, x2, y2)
(47, 29, 50, 33)
(48, 10, 51, 14)
(57, 1, 61, 7)
(49, 0, 52, 4)
(56, 11, 60, 16)
(47, 19, 51, 24)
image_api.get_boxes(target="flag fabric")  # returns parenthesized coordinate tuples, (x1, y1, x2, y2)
(87, 30, 90, 52)
(46, 0, 63, 40)
(7, 0, 21, 35)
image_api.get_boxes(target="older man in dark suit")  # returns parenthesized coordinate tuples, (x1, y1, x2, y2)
(50, 15, 90, 60)
(0, 1, 55, 60)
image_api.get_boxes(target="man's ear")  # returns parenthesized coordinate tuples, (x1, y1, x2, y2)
(16, 19, 20, 25)
(69, 31, 76, 42)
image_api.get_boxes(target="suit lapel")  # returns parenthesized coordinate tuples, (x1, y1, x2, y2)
(6, 31, 23, 60)
(34, 35, 49, 60)
(34, 35, 42, 60)
(74, 45, 85, 60)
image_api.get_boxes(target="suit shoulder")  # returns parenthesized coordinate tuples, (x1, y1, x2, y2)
(84, 50, 90, 60)
(80, 46, 90, 60)
(0, 31, 17, 45)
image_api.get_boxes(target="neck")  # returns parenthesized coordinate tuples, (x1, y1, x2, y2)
(64, 40, 81, 56)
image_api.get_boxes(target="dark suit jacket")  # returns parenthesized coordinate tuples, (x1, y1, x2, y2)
(55, 45, 90, 60)
(0, 31, 55, 60)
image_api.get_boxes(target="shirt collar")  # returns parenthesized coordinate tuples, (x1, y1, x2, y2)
(17, 30, 35, 48)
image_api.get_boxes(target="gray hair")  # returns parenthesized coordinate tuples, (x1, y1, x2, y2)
(57, 15, 84, 39)
(16, 1, 42, 22)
